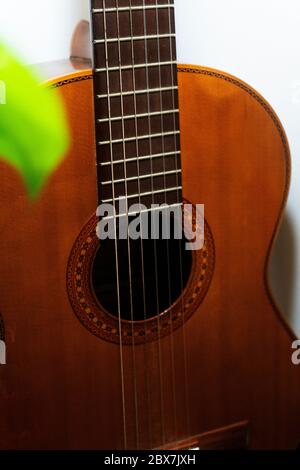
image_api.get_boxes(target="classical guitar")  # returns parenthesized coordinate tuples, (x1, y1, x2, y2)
(0, 0, 300, 449)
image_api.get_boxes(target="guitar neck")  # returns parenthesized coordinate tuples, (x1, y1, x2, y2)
(90, 0, 182, 211)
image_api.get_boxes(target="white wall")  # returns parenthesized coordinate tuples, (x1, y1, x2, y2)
(174, 0, 300, 336)
(0, 0, 89, 63)
(0, 0, 299, 335)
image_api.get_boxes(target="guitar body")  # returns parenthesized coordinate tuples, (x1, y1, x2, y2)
(0, 61, 299, 449)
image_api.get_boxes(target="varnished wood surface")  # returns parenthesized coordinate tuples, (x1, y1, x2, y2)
(161, 421, 249, 450)
(70, 20, 92, 61)
(0, 62, 299, 449)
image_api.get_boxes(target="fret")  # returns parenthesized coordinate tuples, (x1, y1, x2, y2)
(97, 109, 179, 123)
(93, 37, 176, 69)
(100, 170, 182, 201)
(99, 136, 180, 166)
(102, 186, 182, 204)
(99, 150, 181, 167)
(101, 169, 181, 185)
(98, 130, 180, 146)
(94, 33, 175, 44)
(94, 69, 176, 96)
(100, 162, 181, 192)
(95, 90, 178, 119)
(92, 4, 174, 14)
(98, 115, 178, 142)
(96, 86, 177, 99)
(100, 155, 181, 184)
(95, 60, 176, 73)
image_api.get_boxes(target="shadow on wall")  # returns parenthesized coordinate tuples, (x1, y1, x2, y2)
(269, 211, 298, 336)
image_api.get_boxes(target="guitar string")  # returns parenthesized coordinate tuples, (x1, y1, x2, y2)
(142, 0, 166, 445)
(154, 0, 178, 439)
(128, 0, 153, 448)
(167, 0, 191, 436)
(115, 0, 140, 449)
(102, 0, 127, 449)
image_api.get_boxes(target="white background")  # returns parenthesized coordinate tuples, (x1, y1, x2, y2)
(0, 0, 299, 335)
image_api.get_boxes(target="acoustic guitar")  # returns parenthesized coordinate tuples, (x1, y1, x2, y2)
(0, 0, 300, 450)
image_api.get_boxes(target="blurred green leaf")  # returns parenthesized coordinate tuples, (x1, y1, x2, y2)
(0, 42, 70, 198)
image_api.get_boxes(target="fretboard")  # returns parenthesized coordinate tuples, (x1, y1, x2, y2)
(91, 0, 182, 211)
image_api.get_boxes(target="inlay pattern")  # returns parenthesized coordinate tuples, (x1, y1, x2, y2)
(66, 202, 215, 345)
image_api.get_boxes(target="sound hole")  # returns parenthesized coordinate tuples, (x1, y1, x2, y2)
(91, 216, 192, 322)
